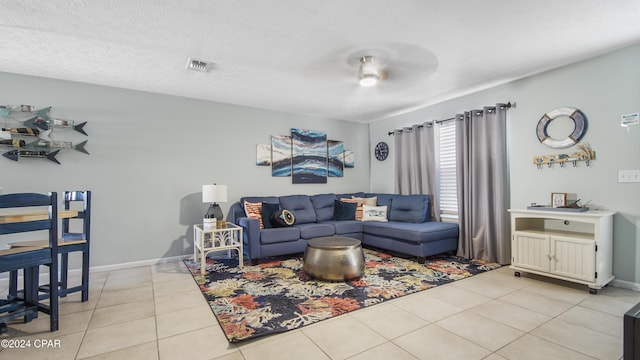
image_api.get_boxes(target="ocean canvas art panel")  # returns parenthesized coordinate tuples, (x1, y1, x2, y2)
(256, 144, 271, 166)
(327, 140, 344, 177)
(271, 135, 292, 177)
(344, 150, 355, 168)
(291, 128, 327, 184)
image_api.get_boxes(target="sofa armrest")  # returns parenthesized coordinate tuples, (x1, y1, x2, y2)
(237, 216, 261, 260)
(227, 202, 246, 224)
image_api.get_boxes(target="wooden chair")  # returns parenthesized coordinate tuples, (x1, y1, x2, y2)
(9, 190, 91, 302)
(59, 190, 91, 301)
(0, 192, 59, 333)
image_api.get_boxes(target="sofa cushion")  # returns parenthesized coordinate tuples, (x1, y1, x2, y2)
(261, 202, 281, 229)
(323, 220, 364, 234)
(362, 205, 388, 222)
(363, 221, 458, 244)
(310, 194, 337, 222)
(389, 195, 430, 223)
(332, 200, 357, 221)
(260, 227, 301, 245)
(294, 223, 335, 239)
(279, 195, 317, 224)
(373, 193, 394, 209)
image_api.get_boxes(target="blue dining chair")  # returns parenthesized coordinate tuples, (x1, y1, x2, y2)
(0, 192, 59, 333)
(8, 190, 91, 302)
(59, 190, 91, 301)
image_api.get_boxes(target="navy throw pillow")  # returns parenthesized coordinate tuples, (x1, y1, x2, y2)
(332, 200, 357, 221)
(261, 202, 280, 229)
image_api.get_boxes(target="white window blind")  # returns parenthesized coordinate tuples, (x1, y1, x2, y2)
(438, 122, 458, 217)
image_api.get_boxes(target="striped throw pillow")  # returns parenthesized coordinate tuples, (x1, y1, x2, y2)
(243, 200, 264, 229)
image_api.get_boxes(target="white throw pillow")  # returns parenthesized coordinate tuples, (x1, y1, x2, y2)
(362, 205, 388, 222)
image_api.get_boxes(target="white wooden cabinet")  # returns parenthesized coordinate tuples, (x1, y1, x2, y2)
(509, 209, 615, 293)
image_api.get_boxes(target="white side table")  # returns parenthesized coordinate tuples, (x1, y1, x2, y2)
(193, 222, 243, 274)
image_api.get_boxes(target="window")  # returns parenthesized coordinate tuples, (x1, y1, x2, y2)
(437, 121, 458, 220)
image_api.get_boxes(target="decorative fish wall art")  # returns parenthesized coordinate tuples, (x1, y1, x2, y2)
(24, 139, 89, 155)
(1, 104, 89, 164)
(22, 107, 88, 135)
(0, 139, 26, 148)
(3, 150, 61, 164)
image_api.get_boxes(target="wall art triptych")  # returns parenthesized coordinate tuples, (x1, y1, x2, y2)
(292, 128, 327, 184)
(270, 135, 292, 177)
(256, 128, 354, 184)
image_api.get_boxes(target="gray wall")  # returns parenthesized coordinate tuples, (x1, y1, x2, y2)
(369, 45, 640, 284)
(0, 73, 370, 267)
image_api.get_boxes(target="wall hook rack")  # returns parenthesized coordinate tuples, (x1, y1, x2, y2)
(533, 148, 595, 169)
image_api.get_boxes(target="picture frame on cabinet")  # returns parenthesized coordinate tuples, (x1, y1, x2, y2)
(551, 192, 567, 208)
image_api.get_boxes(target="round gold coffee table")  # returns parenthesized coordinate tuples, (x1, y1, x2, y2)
(303, 236, 364, 282)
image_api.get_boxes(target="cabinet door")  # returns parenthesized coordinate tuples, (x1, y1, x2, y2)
(512, 232, 550, 272)
(550, 236, 596, 282)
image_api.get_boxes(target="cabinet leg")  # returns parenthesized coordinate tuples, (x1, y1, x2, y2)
(514, 271, 521, 277)
(589, 288, 598, 295)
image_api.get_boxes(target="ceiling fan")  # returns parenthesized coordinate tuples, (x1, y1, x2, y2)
(343, 43, 439, 91)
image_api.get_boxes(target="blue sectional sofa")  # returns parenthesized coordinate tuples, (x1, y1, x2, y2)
(227, 192, 459, 265)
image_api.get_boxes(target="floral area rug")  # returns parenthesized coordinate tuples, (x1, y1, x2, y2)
(183, 248, 501, 343)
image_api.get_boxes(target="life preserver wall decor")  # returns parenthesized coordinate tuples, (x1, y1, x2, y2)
(533, 106, 595, 169)
(536, 107, 587, 149)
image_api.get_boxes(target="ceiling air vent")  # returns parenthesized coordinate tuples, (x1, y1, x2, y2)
(186, 58, 210, 72)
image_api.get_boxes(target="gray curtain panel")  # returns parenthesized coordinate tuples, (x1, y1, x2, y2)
(455, 104, 510, 264)
(393, 123, 440, 222)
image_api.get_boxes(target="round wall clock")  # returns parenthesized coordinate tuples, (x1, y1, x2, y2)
(374, 141, 389, 161)
(536, 107, 587, 149)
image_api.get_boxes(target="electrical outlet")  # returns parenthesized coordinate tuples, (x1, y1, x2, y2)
(618, 170, 640, 183)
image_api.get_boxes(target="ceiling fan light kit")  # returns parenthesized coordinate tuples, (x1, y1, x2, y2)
(358, 56, 380, 87)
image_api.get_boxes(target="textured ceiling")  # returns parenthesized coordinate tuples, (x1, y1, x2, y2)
(1, 0, 640, 123)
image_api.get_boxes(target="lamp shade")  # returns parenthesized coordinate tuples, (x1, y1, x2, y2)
(202, 184, 228, 203)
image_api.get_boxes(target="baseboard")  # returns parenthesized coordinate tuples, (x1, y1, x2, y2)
(90, 254, 189, 273)
(0, 255, 189, 288)
(611, 279, 640, 292)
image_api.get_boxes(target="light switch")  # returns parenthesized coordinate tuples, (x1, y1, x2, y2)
(618, 170, 640, 183)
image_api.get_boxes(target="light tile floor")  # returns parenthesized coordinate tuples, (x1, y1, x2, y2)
(0, 262, 638, 359)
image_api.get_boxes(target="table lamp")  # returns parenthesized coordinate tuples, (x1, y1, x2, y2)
(202, 184, 227, 229)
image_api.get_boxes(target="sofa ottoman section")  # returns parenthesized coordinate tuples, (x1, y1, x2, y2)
(363, 232, 457, 263)
(363, 221, 458, 243)
(363, 221, 459, 263)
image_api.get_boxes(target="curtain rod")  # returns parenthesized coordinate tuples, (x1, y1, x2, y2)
(387, 101, 515, 136)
